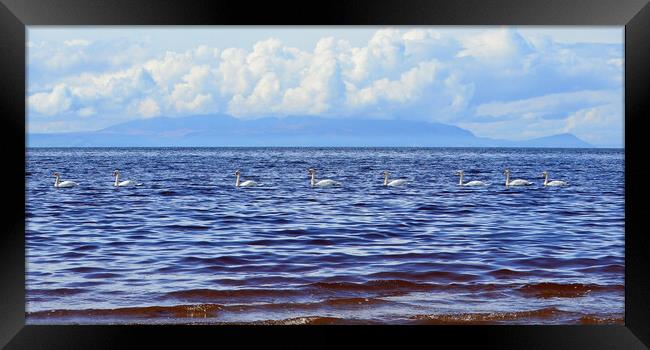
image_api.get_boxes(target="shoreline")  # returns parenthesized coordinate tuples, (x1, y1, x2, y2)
(26, 308, 625, 325)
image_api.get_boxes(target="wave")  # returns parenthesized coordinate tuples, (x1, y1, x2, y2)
(158, 281, 624, 303)
(29, 304, 223, 319)
(411, 307, 574, 324)
(322, 297, 389, 307)
(308, 279, 435, 293)
(487, 268, 530, 278)
(73, 244, 100, 251)
(164, 224, 211, 231)
(29, 288, 86, 297)
(516, 282, 623, 298)
(577, 264, 624, 274)
(178, 256, 250, 265)
(84, 272, 122, 279)
(165, 288, 303, 301)
(60, 252, 88, 258)
(218, 297, 391, 312)
(65, 266, 109, 273)
(248, 316, 372, 325)
(512, 257, 619, 269)
(158, 190, 178, 196)
(578, 315, 625, 324)
(27, 304, 624, 325)
(368, 271, 478, 282)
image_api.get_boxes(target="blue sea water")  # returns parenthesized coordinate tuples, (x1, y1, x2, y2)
(25, 147, 624, 324)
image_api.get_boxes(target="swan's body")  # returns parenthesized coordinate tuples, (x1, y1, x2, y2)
(113, 170, 136, 187)
(542, 171, 567, 187)
(235, 170, 258, 187)
(503, 169, 532, 187)
(53, 172, 77, 188)
(456, 170, 486, 186)
(308, 168, 340, 187)
(383, 171, 407, 187)
(387, 179, 407, 187)
(56, 180, 77, 188)
(314, 179, 339, 187)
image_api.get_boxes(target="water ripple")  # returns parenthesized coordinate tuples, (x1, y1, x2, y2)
(26, 147, 624, 324)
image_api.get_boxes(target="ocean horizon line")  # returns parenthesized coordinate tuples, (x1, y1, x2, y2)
(26, 145, 624, 149)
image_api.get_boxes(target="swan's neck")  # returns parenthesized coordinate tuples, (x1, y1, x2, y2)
(505, 173, 510, 187)
(383, 174, 388, 186)
(54, 175, 60, 187)
(236, 173, 241, 187)
(310, 172, 316, 187)
(458, 173, 464, 186)
(543, 174, 549, 186)
(114, 173, 120, 186)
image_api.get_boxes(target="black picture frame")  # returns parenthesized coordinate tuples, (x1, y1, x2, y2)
(1, 0, 648, 348)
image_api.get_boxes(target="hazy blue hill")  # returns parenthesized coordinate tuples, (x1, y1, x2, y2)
(101, 114, 241, 135)
(516, 133, 592, 148)
(28, 114, 592, 147)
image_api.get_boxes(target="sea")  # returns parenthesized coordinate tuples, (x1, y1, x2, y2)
(25, 147, 625, 324)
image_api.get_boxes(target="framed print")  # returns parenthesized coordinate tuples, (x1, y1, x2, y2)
(1, 0, 649, 348)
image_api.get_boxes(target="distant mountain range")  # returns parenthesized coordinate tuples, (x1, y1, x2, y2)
(28, 114, 593, 148)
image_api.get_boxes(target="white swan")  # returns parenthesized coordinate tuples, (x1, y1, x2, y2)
(542, 171, 568, 187)
(383, 171, 407, 187)
(113, 170, 136, 187)
(53, 172, 77, 188)
(308, 168, 340, 187)
(456, 170, 486, 186)
(235, 170, 257, 187)
(504, 169, 533, 187)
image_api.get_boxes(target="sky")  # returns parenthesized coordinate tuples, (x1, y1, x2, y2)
(27, 26, 624, 147)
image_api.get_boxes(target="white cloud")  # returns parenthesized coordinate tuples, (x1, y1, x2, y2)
(217, 47, 252, 96)
(64, 39, 92, 47)
(28, 38, 155, 88)
(28, 84, 72, 116)
(444, 72, 475, 113)
(44, 50, 89, 70)
(144, 51, 196, 88)
(277, 37, 343, 115)
(457, 28, 525, 60)
(459, 114, 567, 141)
(608, 58, 623, 69)
(77, 107, 96, 117)
(563, 104, 623, 146)
(169, 65, 218, 113)
(229, 73, 281, 115)
(367, 28, 404, 69)
(347, 60, 439, 107)
(475, 90, 619, 120)
(466, 89, 622, 145)
(137, 98, 161, 117)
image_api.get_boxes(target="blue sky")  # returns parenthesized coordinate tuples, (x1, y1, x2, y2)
(27, 26, 624, 147)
